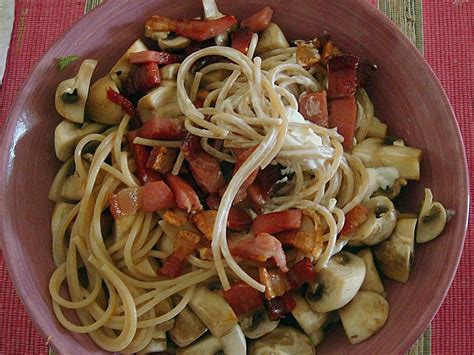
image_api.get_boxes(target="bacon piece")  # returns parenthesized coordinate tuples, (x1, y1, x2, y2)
(165, 174, 202, 213)
(321, 39, 341, 65)
(106, 87, 135, 115)
(252, 210, 302, 237)
(232, 146, 258, 204)
(185, 39, 215, 56)
(182, 134, 226, 193)
(278, 230, 323, 258)
(109, 187, 140, 219)
(129, 51, 183, 65)
(247, 184, 266, 207)
(207, 194, 221, 210)
(147, 146, 178, 174)
(231, 29, 253, 55)
(298, 91, 329, 127)
(259, 267, 290, 300)
(174, 230, 201, 255)
(126, 62, 161, 95)
(140, 181, 176, 212)
(223, 281, 264, 316)
(163, 210, 188, 227)
(286, 258, 317, 289)
(240, 6, 273, 32)
(327, 54, 359, 99)
(339, 204, 369, 238)
(146, 15, 238, 42)
(139, 118, 186, 140)
(158, 252, 186, 278)
(227, 206, 252, 231)
(329, 97, 358, 150)
(128, 130, 162, 184)
(192, 210, 217, 240)
(229, 233, 288, 272)
(266, 293, 296, 321)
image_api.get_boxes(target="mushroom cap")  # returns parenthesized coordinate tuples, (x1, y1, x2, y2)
(249, 326, 315, 355)
(86, 76, 124, 125)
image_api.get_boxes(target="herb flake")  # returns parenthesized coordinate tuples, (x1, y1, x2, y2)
(57, 55, 80, 72)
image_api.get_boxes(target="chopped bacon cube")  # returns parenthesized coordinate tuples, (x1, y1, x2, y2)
(327, 54, 359, 99)
(106, 87, 135, 115)
(126, 62, 161, 95)
(223, 281, 264, 316)
(286, 258, 317, 289)
(231, 29, 253, 55)
(298, 91, 329, 127)
(139, 118, 187, 141)
(259, 267, 290, 300)
(329, 97, 358, 150)
(252, 210, 302, 237)
(129, 50, 183, 65)
(128, 130, 162, 185)
(227, 206, 252, 231)
(240, 6, 273, 33)
(173, 230, 201, 255)
(165, 174, 202, 213)
(158, 252, 186, 278)
(109, 187, 141, 219)
(266, 293, 296, 321)
(163, 210, 188, 227)
(192, 210, 217, 240)
(147, 146, 178, 174)
(140, 181, 176, 212)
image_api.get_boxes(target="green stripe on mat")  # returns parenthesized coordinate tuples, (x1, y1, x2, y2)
(81, 0, 430, 354)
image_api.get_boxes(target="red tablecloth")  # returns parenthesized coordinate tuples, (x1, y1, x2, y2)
(0, 1, 472, 354)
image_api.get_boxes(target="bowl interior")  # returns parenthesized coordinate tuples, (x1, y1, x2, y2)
(0, 0, 468, 354)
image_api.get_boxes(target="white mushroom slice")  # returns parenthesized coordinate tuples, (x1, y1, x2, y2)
(177, 324, 246, 355)
(239, 308, 279, 339)
(154, 298, 175, 332)
(338, 290, 389, 344)
(169, 306, 208, 347)
(160, 63, 181, 81)
(86, 75, 124, 125)
(188, 286, 238, 337)
(138, 336, 167, 354)
(114, 214, 137, 243)
(357, 249, 384, 294)
(109, 39, 148, 83)
(54, 120, 106, 161)
(348, 196, 397, 246)
(367, 117, 387, 139)
(49, 158, 74, 201)
(352, 138, 383, 167)
(291, 294, 328, 344)
(202, 0, 230, 46)
(376, 144, 422, 180)
(137, 85, 183, 122)
(249, 326, 315, 355)
(374, 217, 417, 283)
(60, 171, 85, 201)
(306, 251, 366, 313)
(201, 69, 231, 88)
(255, 23, 289, 55)
(55, 59, 98, 124)
(159, 34, 192, 51)
(416, 188, 447, 243)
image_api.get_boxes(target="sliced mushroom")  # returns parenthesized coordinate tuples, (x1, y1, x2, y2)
(86, 75, 125, 125)
(306, 251, 366, 313)
(49, 158, 74, 201)
(373, 177, 407, 200)
(114, 214, 137, 243)
(109, 39, 149, 83)
(170, 306, 208, 347)
(135, 257, 160, 278)
(54, 120, 106, 161)
(177, 324, 245, 355)
(137, 85, 183, 122)
(351, 138, 383, 167)
(416, 188, 447, 243)
(188, 286, 238, 337)
(249, 326, 315, 355)
(374, 217, 417, 283)
(338, 290, 389, 344)
(154, 297, 175, 332)
(48, 157, 89, 202)
(356, 248, 384, 294)
(366, 117, 387, 139)
(255, 23, 289, 55)
(291, 294, 328, 345)
(145, 27, 192, 52)
(200, 69, 231, 88)
(160, 63, 181, 81)
(55, 59, 98, 124)
(239, 307, 279, 339)
(348, 196, 397, 246)
(138, 334, 167, 354)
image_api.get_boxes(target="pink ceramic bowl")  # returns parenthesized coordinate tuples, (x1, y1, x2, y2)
(0, 0, 469, 354)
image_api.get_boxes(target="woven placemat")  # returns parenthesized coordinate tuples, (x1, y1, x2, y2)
(0, 0, 472, 354)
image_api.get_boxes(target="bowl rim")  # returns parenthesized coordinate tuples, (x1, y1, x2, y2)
(0, 0, 470, 354)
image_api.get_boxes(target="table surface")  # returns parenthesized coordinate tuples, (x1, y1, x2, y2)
(0, 0, 472, 354)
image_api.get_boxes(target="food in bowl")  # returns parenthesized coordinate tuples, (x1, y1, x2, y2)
(48, 0, 449, 352)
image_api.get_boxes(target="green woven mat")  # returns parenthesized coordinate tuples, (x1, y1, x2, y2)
(78, 0, 430, 354)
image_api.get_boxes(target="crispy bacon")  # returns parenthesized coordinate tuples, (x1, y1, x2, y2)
(106, 88, 135, 115)
(259, 267, 290, 300)
(299, 91, 329, 127)
(192, 210, 217, 240)
(163, 210, 188, 227)
(147, 146, 177, 174)
(139, 118, 186, 140)
(266, 293, 296, 321)
(109, 187, 140, 219)
(329, 97, 358, 150)
(286, 258, 317, 289)
(227, 206, 252, 231)
(252, 210, 302, 237)
(223, 281, 263, 316)
(158, 252, 186, 278)
(126, 62, 161, 95)
(229, 233, 288, 272)
(128, 130, 162, 184)
(165, 174, 202, 213)
(248, 165, 284, 208)
(146, 15, 237, 42)
(129, 51, 183, 65)
(206, 194, 221, 210)
(321, 39, 341, 65)
(339, 204, 369, 238)
(231, 29, 253, 55)
(240, 6, 273, 32)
